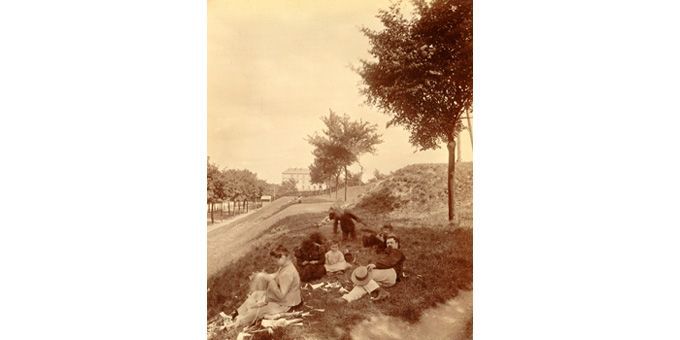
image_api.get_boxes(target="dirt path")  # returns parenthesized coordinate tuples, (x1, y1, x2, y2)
(207, 201, 334, 278)
(350, 290, 472, 340)
(208, 185, 371, 279)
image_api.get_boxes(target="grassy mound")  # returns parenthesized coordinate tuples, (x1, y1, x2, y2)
(355, 162, 472, 223)
(207, 212, 472, 340)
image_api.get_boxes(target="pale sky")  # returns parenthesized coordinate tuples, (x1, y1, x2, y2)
(208, 0, 472, 184)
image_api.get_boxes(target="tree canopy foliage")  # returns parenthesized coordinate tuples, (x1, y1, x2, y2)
(357, 0, 472, 148)
(357, 0, 472, 221)
(307, 109, 382, 200)
(207, 158, 269, 203)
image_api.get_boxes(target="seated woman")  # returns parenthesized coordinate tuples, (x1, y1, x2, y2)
(231, 272, 270, 320)
(324, 240, 352, 273)
(295, 236, 327, 282)
(232, 244, 302, 327)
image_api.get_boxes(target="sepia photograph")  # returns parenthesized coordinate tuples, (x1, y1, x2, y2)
(207, 0, 472, 339)
(8, 1, 680, 340)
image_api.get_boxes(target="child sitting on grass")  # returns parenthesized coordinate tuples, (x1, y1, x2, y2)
(324, 240, 352, 273)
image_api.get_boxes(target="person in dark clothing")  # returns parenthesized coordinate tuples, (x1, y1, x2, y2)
(369, 236, 405, 282)
(294, 238, 326, 282)
(334, 236, 405, 303)
(308, 231, 325, 246)
(362, 224, 396, 253)
(329, 207, 365, 241)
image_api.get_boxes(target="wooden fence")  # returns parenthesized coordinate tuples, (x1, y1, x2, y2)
(207, 200, 263, 224)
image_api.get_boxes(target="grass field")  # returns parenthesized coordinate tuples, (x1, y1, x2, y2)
(207, 163, 473, 339)
(207, 212, 471, 340)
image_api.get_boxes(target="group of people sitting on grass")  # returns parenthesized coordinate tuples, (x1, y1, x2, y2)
(229, 208, 406, 329)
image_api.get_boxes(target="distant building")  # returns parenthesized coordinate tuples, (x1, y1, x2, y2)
(281, 168, 326, 191)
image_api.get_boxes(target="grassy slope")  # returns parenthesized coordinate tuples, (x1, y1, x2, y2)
(208, 216, 471, 340)
(207, 163, 472, 340)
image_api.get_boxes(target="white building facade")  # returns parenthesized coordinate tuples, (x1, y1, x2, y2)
(281, 168, 326, 191)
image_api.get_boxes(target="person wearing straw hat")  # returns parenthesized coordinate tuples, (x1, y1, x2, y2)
(334, 235, 405, 303)
(334, 265, 390, 303)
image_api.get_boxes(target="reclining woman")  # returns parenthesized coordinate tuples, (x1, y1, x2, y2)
(231, 244, 302, 327)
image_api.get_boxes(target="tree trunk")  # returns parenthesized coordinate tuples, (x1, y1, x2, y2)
(447, 140, 456, 222)
(457, 135, 462, 163)
(335, 175, 339, 200)
(465, 109, 473, 149)
(344, 166, 348, 201)
(210, 203, 214, 224)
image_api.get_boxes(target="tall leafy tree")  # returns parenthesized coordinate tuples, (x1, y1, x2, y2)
(357, 0, 472, 221)
(207, 158, 231, 223)
(208, 158, 273, 221)
(307, 110, 382, 201)
(222, 169, 262, 201)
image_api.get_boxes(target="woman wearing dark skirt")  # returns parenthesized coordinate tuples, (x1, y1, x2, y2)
(295, 237, 327, 282)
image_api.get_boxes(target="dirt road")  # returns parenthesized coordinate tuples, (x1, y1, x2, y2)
(207, 186, 371, 279)
(207, 199, 334, 278)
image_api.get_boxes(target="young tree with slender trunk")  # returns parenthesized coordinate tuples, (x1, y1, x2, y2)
(307, 110, 382, 201)
(356, 0, 472, 221)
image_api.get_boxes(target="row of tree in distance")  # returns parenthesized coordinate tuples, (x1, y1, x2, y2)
(207, 157, 366, 208)
(207, 158, 275, 206)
